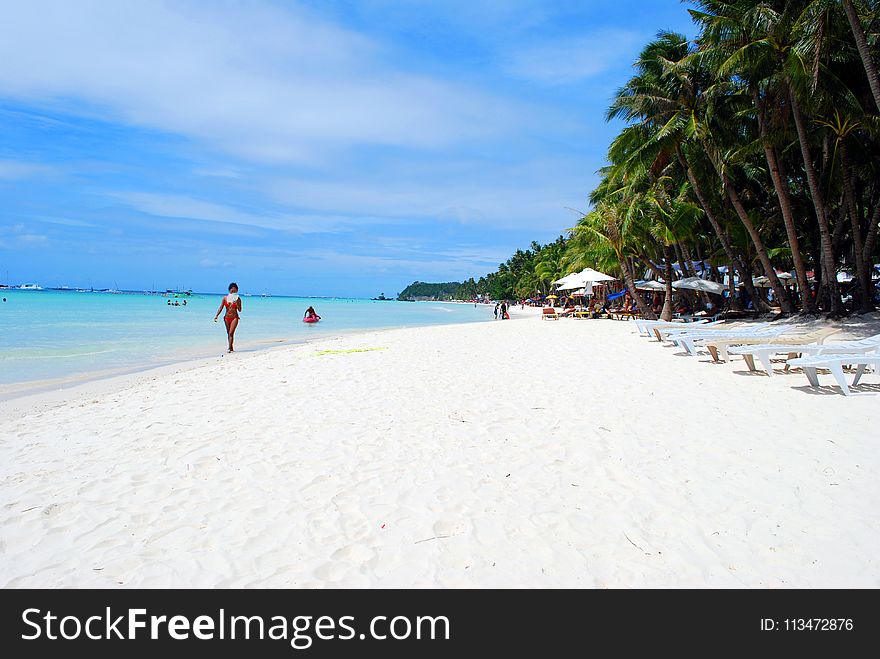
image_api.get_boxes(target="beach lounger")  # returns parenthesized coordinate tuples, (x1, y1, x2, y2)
(611, 310, 641, 320)
(657, 321, 770, 344)
(729, 333, 880, 376)
(786, 353, 880, 396)
(704, 327, 840, 364)
(634, 318, 717, 337)
(665, 325, 784, 357)
(541, 307, 559, 320)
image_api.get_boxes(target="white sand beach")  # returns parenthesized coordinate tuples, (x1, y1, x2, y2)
(1, 308, 878, 588)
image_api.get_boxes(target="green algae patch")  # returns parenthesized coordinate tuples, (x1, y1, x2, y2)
(313, 347, 387, 356)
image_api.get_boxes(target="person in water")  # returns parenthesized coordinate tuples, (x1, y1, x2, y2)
(214, 282, 242, 352)
(303, 306, 321, 321)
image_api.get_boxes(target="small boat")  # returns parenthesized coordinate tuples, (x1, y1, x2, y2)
(18, 283, 43, 290)
(163, 289, 192, 298)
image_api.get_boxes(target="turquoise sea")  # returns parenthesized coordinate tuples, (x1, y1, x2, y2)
(0, 290, 490, 389)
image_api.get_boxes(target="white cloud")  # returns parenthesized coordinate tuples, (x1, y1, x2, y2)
(111, 190, 402, 234)
(198, 258, 234, 269)
(265, 175, 585, 230)
(0, 160, 52, 179)
(0, 223, 49, 249)
(504, 29, 642, 85)
(0, 1, 520, 164)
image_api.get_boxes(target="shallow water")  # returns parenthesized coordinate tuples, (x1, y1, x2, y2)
(0, 290, 490, 386)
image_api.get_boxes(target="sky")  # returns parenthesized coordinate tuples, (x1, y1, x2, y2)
(0, 0, 698, 296)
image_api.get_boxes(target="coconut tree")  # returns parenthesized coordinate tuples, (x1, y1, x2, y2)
(692, 0, 818, 312)
(607, 30, 770, 310)
(842, 0, 880, 110)
(570, 203, 658, 319)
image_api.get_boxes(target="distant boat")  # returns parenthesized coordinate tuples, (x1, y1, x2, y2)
(371, 293, 393, 300)
(260, 292, 272, 298)
(18, 283, 43, 290)
(162, 289, 192, 298)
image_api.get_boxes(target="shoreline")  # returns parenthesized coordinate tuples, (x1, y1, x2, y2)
(1, 304, 510, 403)
(1, 308, 536, 410)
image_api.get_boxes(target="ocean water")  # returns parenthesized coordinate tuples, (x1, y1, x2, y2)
(0, 290, 491, 388)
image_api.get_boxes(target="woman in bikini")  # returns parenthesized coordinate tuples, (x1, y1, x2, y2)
(214, 282, 242, 352)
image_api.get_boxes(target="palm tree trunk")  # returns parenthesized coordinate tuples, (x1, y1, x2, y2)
(677, 147, 767, 310)
(680, 242, 710, 306)
(753, 94, 812, 311)
(843, 0, 880, 111)
(716, 165, 794, 313)
(674, 242, 689, 278)
(789, 93, 842, 315)
(620, 254, 654, 319)
(832, 189, 849, 254)
(661, 244, 674, 321)
(864, 202, 879, 266)
(839, 140, 874, 312)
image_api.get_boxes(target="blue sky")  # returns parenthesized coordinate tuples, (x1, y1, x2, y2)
(0, 0, 697, 296)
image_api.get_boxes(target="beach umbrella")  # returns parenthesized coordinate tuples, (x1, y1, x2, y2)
(553, 273, 582, 290)
(557, 268, 614, 290)
(672, 277, 726, 295)
(635, 280, 665, 291)
(576, 267, 615, 282)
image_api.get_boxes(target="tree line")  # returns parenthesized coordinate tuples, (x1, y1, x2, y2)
(410, 1, 880, 319)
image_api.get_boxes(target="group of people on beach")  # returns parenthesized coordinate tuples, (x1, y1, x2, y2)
(213, 282, 321, 353)
(494, 302, 510, 320)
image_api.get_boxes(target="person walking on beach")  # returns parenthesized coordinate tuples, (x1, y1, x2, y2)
(214, 282, 242, 352)
(494, 303, 499, 320)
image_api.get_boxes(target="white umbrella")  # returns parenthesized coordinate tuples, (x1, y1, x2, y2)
(672, 276, 726, 295)
(558, 267, 615, 290)
(635, 280, 666, 291)
(577, 267, 615, 282)
(553, 273, 582, 290)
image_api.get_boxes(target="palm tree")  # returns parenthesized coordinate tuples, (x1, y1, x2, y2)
(607, 30, 771, 311)
(843, 0, 880, 110)
(571, 204, 657, 319)
(693, 0, 815, 312)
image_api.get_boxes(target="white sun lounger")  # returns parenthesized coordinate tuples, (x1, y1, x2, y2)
(655, 321, 770, 343)
(786, 353, 880, 396)
(730, 333, 880, 376)
(704, 327, 841, 364)
(665, 325, 785, 357)
(634, 317, 714, 337)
